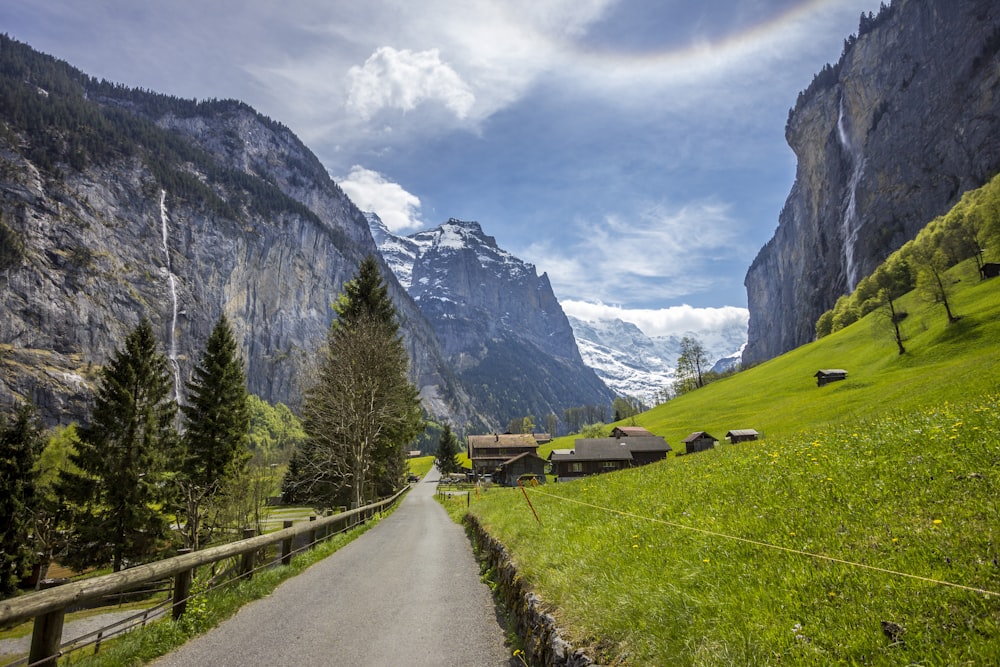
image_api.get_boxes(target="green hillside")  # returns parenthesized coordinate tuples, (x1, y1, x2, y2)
(462, 260, 1000, 665)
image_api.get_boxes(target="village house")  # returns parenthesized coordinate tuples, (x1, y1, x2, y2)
(494, 452, 548, 486)
(467, 433, 539, 480)
(815, 369, 848, 387)
(726, 429, 759, 443)
(683, 431, 718, 454)
(548, 430, 672, 479)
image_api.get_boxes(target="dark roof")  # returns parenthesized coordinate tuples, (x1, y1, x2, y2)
(726, 429, 759, 438)
(498, 452, 547, 467)
(815, 369, 848, 377)
(550, 440, 634, 463)
(683, 431, 717, 443)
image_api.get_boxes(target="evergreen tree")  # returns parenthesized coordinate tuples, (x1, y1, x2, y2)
(294, 257, 423, 508)
(178, 315, 251, 548)
(59, 319, 178, 571)
(434, 422, 461, 476)
(0, 403, 43, 595)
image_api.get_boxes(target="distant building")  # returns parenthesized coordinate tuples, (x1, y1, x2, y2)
(815, 369, 848, 387)
(725, 429, 759, 443)
(467, 433, 538, 479)
(548, 431, 671, 479)
(683, 431, 718, 454)
(494, 452, 548, 486)
(980, 262, 1000, 280)
(611, 426, 655, 438)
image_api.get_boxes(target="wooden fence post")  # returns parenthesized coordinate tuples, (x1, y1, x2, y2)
(308, 515, 317, 549)
(172, 548, 193, 620)
(28, 607, 65, 667)
(240, 528, 256, 578)
(281, 520, 294, 565)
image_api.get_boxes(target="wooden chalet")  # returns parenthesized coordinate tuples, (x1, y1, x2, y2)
(611, 426, 654, 438)
(494, 452, 548, 486)
(467, 433, 538, 479)
(815, 369, 848, 387)
(548, 432, 671, 479)
(726, 429, 759, 443)
(683, 431, 717, 454)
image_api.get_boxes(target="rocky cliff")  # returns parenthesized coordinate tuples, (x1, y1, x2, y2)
(370, 216, 615, 428)
(743, 0, 1000, 365)
(0, 36, 477, 428)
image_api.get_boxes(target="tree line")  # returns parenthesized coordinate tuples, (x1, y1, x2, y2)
(815, 171, 1000, 350)
(1, 257, 422, 595)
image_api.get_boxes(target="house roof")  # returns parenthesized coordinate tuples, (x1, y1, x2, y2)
(612, 426, 654, 437)
(726, 429, 759, 438)
(570, 439, 634, 461)
(618, 435, 672, 452)
(498, 452, 547, 467)
(468, 433, 538, 451)
(815, 369, 848, 376)
(683, 431, 717, 443)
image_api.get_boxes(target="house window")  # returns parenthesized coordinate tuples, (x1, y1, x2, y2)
(603, 461, 618, 469)
(570, 462, 583, 473)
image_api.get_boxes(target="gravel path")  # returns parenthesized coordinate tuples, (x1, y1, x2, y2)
(151, 467, 515, 666)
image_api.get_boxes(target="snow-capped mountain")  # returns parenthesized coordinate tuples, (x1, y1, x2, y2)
(567, 315, 748, 404)
(368, 214, 615, 429)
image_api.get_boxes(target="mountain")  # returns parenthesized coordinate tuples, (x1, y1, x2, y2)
(368, 215, 616, 429)
(566, 316, 747, 404)
(743, 0, 1000, 365)
(0, 35, 479, 428)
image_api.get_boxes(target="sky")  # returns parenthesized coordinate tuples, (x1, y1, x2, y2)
(1, 0, 878, 337)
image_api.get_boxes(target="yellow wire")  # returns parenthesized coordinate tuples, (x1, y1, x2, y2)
(527, 488, 1000, 598)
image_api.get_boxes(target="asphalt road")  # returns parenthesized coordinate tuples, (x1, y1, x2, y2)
(151, 467, 514, 666)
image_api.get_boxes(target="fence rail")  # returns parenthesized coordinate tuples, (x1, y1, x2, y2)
(0, 488, 408, 667)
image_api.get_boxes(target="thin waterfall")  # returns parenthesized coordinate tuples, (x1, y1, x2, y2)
(837, 94, 865, 291)
(159, 190, 182, 404)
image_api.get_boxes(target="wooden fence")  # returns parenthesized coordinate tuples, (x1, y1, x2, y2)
(0, 488, 408, 667)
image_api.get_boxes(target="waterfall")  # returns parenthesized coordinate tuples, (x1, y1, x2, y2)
(159, 190, 182, 404)
(837, 94, 865, 291)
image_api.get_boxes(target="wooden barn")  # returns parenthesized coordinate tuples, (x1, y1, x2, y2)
(549, 440, 633, 479)
(815, 369, 848, 387)
(683, 431, 718, 454)
(726, 429, 759, 443)
(494, 452, 547, 486)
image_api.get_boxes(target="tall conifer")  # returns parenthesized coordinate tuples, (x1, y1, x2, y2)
(59, 318, 178, 571)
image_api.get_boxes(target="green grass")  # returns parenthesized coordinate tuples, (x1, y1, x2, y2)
(466, 263, 1000, 665)
(407, 455, 434, 478)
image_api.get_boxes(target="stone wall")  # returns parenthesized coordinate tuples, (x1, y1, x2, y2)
(464, 514, 597, 667)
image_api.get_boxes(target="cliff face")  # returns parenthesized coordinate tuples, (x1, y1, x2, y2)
(743, 0, 1000, 365)
(0, 37, 475, 427)
(370, 216, 616, 427)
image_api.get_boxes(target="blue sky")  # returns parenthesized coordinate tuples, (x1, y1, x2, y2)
(2, 0, 877, 336)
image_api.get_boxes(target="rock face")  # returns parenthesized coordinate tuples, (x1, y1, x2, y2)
(370, 216, 615, 428)
(0, 36, 475, 427)
(743, 0, 1000, 365)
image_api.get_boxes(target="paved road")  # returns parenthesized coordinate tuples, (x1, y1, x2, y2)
(152, 468, 514, 666)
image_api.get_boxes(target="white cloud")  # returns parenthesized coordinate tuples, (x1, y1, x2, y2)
(338, 166, 423, 232)
(561, 300, 748, 339)
(346, 46, 476, 120)
(522, 198, 742, 304)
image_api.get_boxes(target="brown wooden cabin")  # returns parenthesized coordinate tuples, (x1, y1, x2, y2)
(726, 429, 759, 443)
(683, 431, 718, 454)
(815, 369, 848, 387)
(467, 433, 538, 479)
(611, 426, 655, 438)
(495, 452, 548, 486)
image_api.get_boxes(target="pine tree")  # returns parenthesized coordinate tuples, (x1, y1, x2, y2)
(296, 257, 423, 508)
(59, 319, 179, 571)
(178, 315, 251, 548)
(434, 422, 461, 476)
(0, 403, 43, 595)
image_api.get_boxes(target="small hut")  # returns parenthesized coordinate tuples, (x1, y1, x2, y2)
(815, 369, 848, 387)
(683, 431, 717, 454)
(726, 429, 759, 443)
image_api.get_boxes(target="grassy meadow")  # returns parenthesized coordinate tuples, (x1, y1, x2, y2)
(458, 260, 1000, 665)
